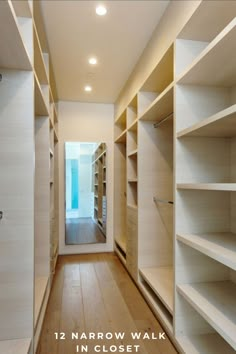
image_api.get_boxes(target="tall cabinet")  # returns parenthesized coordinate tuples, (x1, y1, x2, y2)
(0, 1, 59, 353)
(114, 2, 236, 353)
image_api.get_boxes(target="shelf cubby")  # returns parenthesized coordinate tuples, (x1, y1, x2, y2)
(127, 95, 137, 128)
(33, 25, 49, 85)
(177, 104, 236, 138)
(115, 129, 127, 144)
(177, 280, 236, 350)
(0, 1, 32, 70)
(114, 109, 126, 140)
(177, 18, 236, 86)
(137, 44, 173, 117)
(139, 266, 173, 315)
(177, 232, 236, 271)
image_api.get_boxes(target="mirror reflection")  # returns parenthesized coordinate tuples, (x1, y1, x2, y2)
(65, 142, 107, 245)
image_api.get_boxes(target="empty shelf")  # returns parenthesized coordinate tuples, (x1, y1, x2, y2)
(177, 183, 236, 191)
(177, 281, 236, 350)
(177, 232, 236, 271)
(127, 119, 138, 132)
(128, 149, 138, 157)
(139, 266, 173, 314)
(128, 179, 138, 183)
(177, 333, 236, 354)
(115, 130, 127, 143)
(178, 18, 236, 86)
(34, 75, 49, 116)
(177, 104, 236, 138)
(115, 237, 127, 253)
(139, 82, 174, 122)
(0, 1, 32, 70)
(0, 338, 31, 354)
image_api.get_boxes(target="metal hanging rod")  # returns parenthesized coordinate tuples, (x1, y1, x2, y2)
(153, 197, 174, 205)
(153, 112, 173, 128)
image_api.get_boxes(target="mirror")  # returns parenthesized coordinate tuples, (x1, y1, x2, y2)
(65, 142, 107, 245)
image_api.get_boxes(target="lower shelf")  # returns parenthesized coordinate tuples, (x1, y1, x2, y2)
(139, 266, 174, 314)
(34, 276, 49, 328)
(138, 276, 173, 334)
(177, 281, 236, 350)
(0, 338, 31, 354)
(115, 237, 127, 253)
(177, 333, 236, 354)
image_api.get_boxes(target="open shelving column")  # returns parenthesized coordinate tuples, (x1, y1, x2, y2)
(114, 110, 127, 263)
(0, 1, 34, 353)
(137, 44, 174, 333)
(92, 143, 107, 236)
(175, 3, 236, 353)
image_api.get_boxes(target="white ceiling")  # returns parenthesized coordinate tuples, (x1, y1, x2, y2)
(40, 0, 169, 103)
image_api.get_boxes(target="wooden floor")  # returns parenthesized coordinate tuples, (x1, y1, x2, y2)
(66, 217, 106, 244)
(37, 253, 178, 354)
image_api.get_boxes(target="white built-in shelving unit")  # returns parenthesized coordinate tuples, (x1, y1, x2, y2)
(114, 1, 236, 353)
(0, 1, 59, 353)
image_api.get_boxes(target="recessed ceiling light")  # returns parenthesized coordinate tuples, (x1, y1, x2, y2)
(96, 5, 107, 16)
(89, 57, 97, 65)
(84, 85, 92, 92)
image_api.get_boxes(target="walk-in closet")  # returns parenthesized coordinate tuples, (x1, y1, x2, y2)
(1, 1, 236, 353)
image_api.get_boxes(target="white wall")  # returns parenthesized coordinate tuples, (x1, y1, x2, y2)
(58, 101, 114, 254)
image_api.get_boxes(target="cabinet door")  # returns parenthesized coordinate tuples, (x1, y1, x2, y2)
(126, 206, 138, 280)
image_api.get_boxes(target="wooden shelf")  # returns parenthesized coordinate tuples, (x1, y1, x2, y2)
(128, 149, 138, 158)
(115, 237, 127, 253)
(128, 178, 138, 183)
(0, 338, 31, 354)
(34, 75, 49, 116)
(34, 24, 48, 85)
(177, 232, 236, 271)
(115, 130, 127, 143)
(127, 119, 138, 132)
(178, 1, 236, 42)
(177, 18, 236, 86)
(54, 129, 58, 143)
(177, 183, 236, 191)
(139, 266, 173, 314)
(127, 203, 137, 210)
(139, 82, 174, 122)
(115, 109, 126, 125)
(177, 104, 236, 138)
(34, 276, 49, 327)
(177, 281, 236, 350)
(0, 1, 32, 70)
(138, 280, 173, 334)
(177, 333, 236, 354)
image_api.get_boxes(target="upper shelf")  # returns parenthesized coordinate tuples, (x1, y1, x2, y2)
(178, 1, 236, 42)
(115, 130, 127, 144)
(0, 0, 32, 70)
(177, 281, 236, 350)
(177, 18, 236, 87)
(177, 232, 236, 271)
(177, 104, 236, 138)
(35, 75, 49, 116)
(139, 83, 173, 122)
(34, 24, 49, 85)
(177, 183, 236, 191)
(141, 44, 173, 94)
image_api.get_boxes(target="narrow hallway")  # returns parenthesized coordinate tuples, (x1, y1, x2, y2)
(37, 253, 178, 354)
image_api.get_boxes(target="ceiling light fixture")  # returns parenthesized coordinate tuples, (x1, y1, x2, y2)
(89, 57, 97, 65)
(96, 5, 107, 16)
(84, 85, 92, 92)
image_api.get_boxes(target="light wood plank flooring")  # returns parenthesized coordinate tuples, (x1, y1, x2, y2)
(66, 217, 106, 244)
(37, 253, 178, 354)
